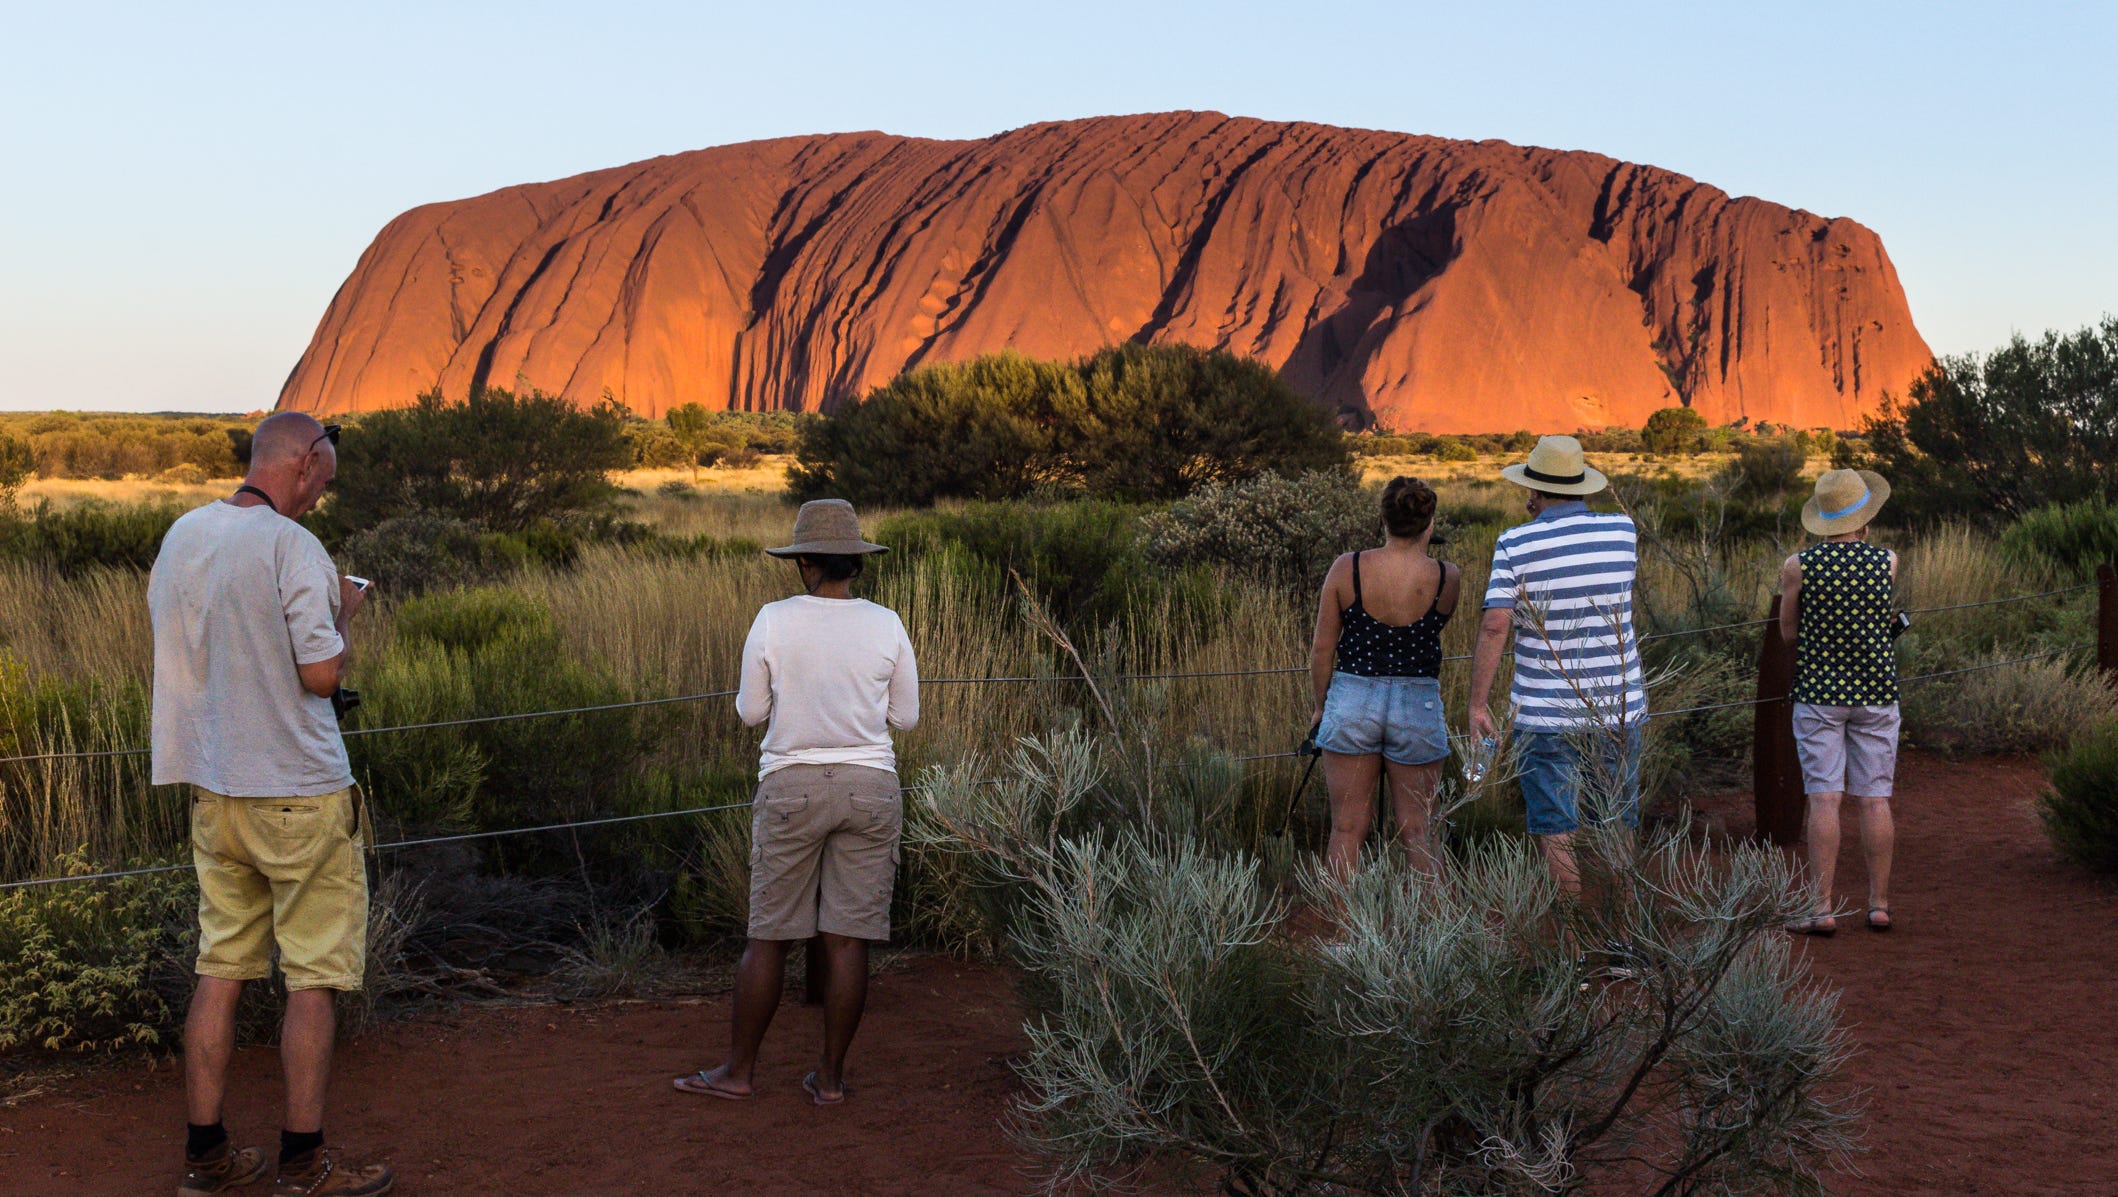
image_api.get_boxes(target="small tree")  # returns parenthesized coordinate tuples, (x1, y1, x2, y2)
(1858, 318, 2118, 522)
(1641, 406, 1708, 455)
(664, 403, 716, 481)
(319, 387, 632, 538)
(0, 431, 32, 510)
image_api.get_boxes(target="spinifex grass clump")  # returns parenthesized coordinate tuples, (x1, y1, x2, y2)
(916, 730, 1859, 1197)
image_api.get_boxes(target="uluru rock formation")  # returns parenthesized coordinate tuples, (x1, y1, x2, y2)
(280, 113, 1931, 432)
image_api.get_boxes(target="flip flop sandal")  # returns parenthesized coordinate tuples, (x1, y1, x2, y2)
(1866, 907, 1892, 933)
(1785, 916, 1836, 937)
(674, 1069, 753, 1100)
(802, 1071, 847, 1106)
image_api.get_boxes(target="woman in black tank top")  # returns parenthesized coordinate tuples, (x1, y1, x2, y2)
(1308, 477, 1460, 879)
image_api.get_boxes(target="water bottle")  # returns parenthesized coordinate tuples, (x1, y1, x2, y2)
(1461, 736, 1499, 785)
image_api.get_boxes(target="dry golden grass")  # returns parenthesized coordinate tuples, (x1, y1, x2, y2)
(12, 476, 232, 512)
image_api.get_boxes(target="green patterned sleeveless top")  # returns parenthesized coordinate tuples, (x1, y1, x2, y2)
(1793, 540, 1899, 706)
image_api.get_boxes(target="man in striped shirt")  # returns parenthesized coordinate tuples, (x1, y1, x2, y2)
(1469, 435, 1646, 894)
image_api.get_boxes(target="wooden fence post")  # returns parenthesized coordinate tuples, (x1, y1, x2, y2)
(1753, 595, 1803, 848)
(2098, 564, 2118, 691)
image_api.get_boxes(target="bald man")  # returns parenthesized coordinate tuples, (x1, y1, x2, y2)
(150, 413, 393, 1196)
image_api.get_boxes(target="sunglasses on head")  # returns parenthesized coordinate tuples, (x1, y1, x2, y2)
(308, 424, 341, 452)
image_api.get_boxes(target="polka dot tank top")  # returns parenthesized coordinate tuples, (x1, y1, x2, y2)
(1792, 540, 1900, 706)
(1336, 552, 1452, 678)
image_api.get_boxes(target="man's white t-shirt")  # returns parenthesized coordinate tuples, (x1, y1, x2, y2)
(148, 501, 353, 797)
(736, 595, 919, 780)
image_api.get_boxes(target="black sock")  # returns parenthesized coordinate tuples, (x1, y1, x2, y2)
(186, 1122, 228, 1159)
(279, 1129, 324, 1168)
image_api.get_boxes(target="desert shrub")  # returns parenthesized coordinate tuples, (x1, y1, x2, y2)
(339, 510, 500, 595)
(1641, 405, 1708, 455)
(2000, 498, 2118, 580)
(0, 854, 191, 1052)
(1139, 470, 1376, 593)
(2041, 720, 2118, 874)
(792, 345, 1346, 506)
(0, 500, 188, 575)
(1431, 435, 1477, 461)
(320, 386, 632, 539)
(879, 500, 1152, 627)
(913, 731, 1858, 1196)
(1904, 653, 2115, 755)
(1858, 318, 2118, 523)
(352, 587, 658, 856)
(1724, 436, 1807, 498)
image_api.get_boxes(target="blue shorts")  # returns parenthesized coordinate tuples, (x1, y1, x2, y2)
(1515, 725, 1644, 836)
(1317, 673, 1448, 766)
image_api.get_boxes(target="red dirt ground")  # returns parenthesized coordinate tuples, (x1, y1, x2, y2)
(3, 750, 2115, 1195)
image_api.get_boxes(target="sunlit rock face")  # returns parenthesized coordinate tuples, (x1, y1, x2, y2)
(279, 113, 1930, 432)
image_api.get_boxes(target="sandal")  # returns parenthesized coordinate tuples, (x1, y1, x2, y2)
(1785, 915, 1837, 937)
(802, 1071, 847, 1106)
(1866, 907, 1892, 933)
(673, 1067, 753, 1100)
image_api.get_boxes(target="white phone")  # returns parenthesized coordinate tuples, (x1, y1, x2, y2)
(345, 575, 372, 592)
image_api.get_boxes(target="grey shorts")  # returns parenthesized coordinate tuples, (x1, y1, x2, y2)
(1792, 703, 1901, 798)
(749, 763, 902, 942)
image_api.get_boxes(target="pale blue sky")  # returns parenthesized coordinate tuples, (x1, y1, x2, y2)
(1, 0, 2110, 412)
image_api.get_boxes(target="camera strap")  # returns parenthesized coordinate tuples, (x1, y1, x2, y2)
(233, 485, 278, 513)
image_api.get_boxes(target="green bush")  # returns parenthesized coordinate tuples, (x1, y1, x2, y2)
(879, 500, 1153, 627)
(0, 432, 32, 506)
(2001, 498, 2118, 580)
(1858, 318, 2118, 522)
(0, 499, 189, 575)
(320, 387, 633, 539)
(1724, 436, 1807, 497)
(1904, 654, 2115, 756)
(1139, 470, 1375, 594)
(791, 345, 1347, 506)
(1641, 405, 1708, 455)
(1431, 435, 1478, 461)
(2042, 720, 2118, 873)
(0, 854, 191, 1052)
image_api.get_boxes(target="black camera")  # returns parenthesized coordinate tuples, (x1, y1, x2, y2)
(330, 687, 362, 721)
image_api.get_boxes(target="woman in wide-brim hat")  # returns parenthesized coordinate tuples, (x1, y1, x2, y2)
(677, 497, 918, 1106)
(1779, 468, 1902, 937)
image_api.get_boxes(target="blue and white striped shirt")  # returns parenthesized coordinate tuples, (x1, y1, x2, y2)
(1482, 502, 1647, 732)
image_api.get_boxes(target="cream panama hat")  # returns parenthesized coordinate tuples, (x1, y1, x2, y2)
(764, 499, 889, 557)
(1801, 468, 1890, 536)
(1500, 435, 1608, 496)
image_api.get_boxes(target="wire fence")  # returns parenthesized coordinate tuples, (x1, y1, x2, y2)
(1, 578, 2102, 892)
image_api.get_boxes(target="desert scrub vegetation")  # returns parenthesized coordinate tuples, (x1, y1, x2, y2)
(912, 729, 1859, 1195)
(2040, 720, 2118, 874)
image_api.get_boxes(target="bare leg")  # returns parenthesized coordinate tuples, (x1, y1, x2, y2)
(812, 933, 869, 1100)
(704, 938, 792, 1094)
(279, 989, 336, 1133)
(1803, 791, 1845, 929)
(1322, 751, 1382, 880)
(184, 976, 245, 1126)
(1539, 832, 1580, 898)
(1382, 759, 1442, 875)
(1856, 795, 1894, 924)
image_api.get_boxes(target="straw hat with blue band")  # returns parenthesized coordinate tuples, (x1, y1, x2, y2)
(1801, 468, 1890, 536)
(1499, 435, 1609, 496)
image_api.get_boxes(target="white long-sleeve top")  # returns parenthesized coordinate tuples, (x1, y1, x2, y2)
(736, 595, 920, 780)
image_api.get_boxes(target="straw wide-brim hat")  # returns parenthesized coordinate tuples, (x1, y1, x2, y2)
(1801, 468, 1890, 536)
(764, 499, 889, 557)
(1499, 435, 1608, 496)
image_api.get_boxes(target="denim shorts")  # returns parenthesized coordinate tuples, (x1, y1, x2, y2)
(1515, 725, 1643, 836)
(1317, 673, 1448, 766)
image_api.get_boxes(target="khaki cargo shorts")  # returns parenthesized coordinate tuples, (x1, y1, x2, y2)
(191, 784, 369, 992)
(749, 764, 902, 942)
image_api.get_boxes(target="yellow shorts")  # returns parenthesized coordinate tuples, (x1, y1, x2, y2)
(191, 784, 368, 992)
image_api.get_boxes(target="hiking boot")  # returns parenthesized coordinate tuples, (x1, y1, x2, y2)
(178, 1141, 269, 1196)
(272, 1150, 393, 1197)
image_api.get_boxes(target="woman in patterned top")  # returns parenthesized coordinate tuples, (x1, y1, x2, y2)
(1778, 468, 1900, 936)
(1308, 477, 1461, 877)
